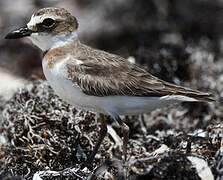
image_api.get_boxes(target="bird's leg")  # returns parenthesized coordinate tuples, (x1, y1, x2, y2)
(115, 116, 130, 161)
(88, 113, 107, 163)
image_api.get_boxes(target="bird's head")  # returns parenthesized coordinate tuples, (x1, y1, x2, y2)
(5, 7, 79, 51)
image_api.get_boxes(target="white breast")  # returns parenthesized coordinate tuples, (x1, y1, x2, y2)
(42, 58, 106, 113)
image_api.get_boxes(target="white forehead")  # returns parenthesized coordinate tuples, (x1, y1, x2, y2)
(27, 14, 61, 28)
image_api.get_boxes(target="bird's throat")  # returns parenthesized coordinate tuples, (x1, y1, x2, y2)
(28, 31, 78, 51)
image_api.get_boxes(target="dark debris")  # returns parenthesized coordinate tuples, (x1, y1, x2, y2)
(0, 82, 98, 179)
(0, 76, 222, 179)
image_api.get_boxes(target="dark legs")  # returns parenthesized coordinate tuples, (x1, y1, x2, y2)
(115, 116, 130, 161)
(87, 113, 130, 163)
(115, 116, 130, 179)
(88, 113, 108, 163)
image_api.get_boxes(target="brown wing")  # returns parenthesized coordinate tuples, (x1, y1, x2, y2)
(66, 46, 214, 102)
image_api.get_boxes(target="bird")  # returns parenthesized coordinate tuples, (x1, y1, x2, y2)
(5, 7, 214, 164)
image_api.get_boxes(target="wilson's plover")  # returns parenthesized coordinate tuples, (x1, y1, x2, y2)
(5, 7, 214, 163)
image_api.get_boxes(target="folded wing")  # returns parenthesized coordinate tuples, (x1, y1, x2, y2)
(66, 46, 214, 102)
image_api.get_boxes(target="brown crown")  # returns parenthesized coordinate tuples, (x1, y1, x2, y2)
(33, 7, 78, 34)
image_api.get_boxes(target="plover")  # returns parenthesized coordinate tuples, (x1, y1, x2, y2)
(5, 7, 214, 163)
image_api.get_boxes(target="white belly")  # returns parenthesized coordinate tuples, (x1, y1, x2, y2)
(42, 60, 186, 117)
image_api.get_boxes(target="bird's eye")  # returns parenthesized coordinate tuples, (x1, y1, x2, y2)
(42, 18, 55, 28)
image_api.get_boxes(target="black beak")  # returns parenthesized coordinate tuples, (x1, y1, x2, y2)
(5, 26, 33, 39)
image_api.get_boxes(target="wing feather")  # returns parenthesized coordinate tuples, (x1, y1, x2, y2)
(65, 45, 214, 102)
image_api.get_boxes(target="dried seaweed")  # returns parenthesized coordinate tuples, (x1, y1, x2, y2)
(0, 78, 222, 179)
